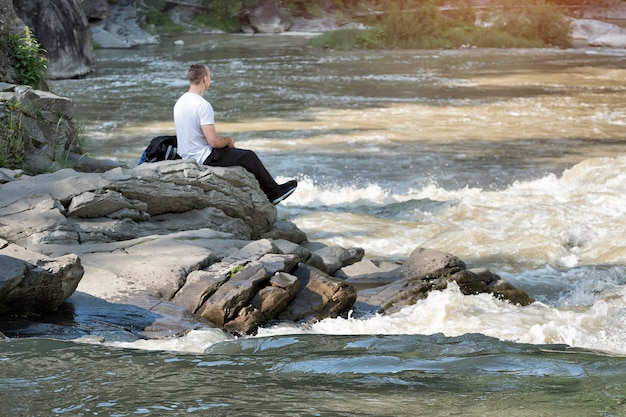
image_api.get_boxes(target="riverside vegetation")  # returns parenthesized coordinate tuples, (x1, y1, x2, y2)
(142, 0, 574, 49)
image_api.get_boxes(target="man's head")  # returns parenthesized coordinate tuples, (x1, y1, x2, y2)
(188, 63, 210, 88)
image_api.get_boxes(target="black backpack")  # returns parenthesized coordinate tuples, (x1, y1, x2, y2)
(138, 135, 181, 164)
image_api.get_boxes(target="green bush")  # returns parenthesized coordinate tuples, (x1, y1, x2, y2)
(309, 27, 384, 50)
(488, 0, 571, 47)
(0, 111, 26, 169)
(310, 0, 571, 50)
(9, 27, 47, 89)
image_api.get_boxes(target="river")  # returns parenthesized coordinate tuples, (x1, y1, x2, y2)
(3, 33, 626, 416)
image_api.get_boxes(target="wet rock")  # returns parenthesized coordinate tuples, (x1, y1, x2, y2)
(354, 247, 534, 314)
(170, 238, 354, 335)
(337, 258, 403, 291)
(0, 161, 534, 339)
(197, 262, 270, 326)
(279, 263, 357, 323)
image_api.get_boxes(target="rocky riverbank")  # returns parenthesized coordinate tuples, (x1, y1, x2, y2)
(0, 158, 532, 341)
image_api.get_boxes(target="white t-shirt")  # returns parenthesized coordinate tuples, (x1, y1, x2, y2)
(173, 92, 215, 164)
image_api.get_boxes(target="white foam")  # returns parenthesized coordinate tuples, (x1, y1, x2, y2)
(284, 155, 626, 267)
(99, 328, 234, 354)
(256, 282, 626, 355)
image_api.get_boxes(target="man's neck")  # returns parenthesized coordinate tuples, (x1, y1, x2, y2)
(188, 84, 204, 95)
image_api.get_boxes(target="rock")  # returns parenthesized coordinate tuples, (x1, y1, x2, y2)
(260, 220, 308, 243)
(0, 84, 82, 173)
(240, 0, 291, 34)
(279, 263, 357, 323)
(403, 247, 466, 280)
(336, 258, 403, 290)
(171, 239, 302, 334)
(0, 161, 277, 247)
(570, 19, 626, 48)
(274, 238, 312, 263)
(488, 275, 534, 306)
(81, 0, 109, 20)
(0, 241, 83, 315)
(309, 245, 365, 275)
(14, 0, 95, 79)
(197, 262, 270, 326)
(0, 160, 534, 338)
(355, 248, 534, 314)
(89, 0, 159, 48)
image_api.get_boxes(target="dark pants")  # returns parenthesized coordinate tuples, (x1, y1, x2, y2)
(204, 147, 279, 196)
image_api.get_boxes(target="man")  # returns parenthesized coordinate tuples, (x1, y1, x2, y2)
(173, 63, 297, 205)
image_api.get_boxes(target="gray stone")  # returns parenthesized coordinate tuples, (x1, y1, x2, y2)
(337, 258, 403, 291)
(355, 249, 534, 314)
(225, 272, 300, 334)
(279, 263, 357, 322)
(0, 243, 83, 315)
(80, 0, 109, 20)
(402, 247, 466, 280)
(311, 245, 365, 275)
(197, 262, 269, 326)
(274, 238, 312, 263)
(241, 0, 291, 34)
(89, 0, 159, 48)
(260, 220, 308, 243)
(570, 19, 626, 48)
(259, 253, 300, 276)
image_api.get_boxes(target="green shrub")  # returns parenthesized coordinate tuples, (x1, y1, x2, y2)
(488, 0, 571, 47)
(9, 27, 47, 89)
(310, 0, 570, 50)
(0, 111, 26, 169)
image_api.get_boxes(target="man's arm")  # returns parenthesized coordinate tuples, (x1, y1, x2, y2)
(202, 124, 235, 148)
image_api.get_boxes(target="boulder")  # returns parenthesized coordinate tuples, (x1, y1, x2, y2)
(355, 247, 534, 314)
(171, 239, 354, 335)
(0, 240, 83, 315)
(0, 84, 82, 173)
(240, 0, 291, 34)
(279, 263, 357, 323)
(308, 245, 365, 275)
(89, 0, 159, 48)
(0, 164, 534, 338)
(570, 19, 626, 48)
(13, 0, 95, 79)
(0, 161, 277, 247)
(80, 0, 109, 20)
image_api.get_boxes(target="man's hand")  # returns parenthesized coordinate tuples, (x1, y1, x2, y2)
(223, 136, 235, 148)
(202, 124, 235, 148)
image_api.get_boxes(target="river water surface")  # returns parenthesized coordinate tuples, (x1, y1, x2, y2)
(3, 34, 626, 416)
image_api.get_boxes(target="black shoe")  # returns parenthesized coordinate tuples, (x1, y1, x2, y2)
(270, 180, 297, 205)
